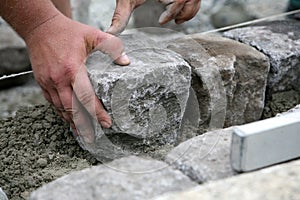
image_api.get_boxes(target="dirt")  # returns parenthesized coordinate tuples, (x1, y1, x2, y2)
(0, 104, 99, 200)
(262, 90, 300, 119)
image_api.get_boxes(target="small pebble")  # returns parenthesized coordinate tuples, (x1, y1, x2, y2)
(36, 158, 48, 168)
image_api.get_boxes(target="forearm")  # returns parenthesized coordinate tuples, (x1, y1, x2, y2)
(0, 0, 60, 40)
(51, 0, 72, 18)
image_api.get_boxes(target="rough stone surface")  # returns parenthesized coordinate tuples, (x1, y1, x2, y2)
(165, 128, 237, 183)
(224, 20, 300, 94)
(165, 34, 270, 129)
(154, 159, 300, 200)
(0, 23, 31, 88)
(263, 90, 300, 118)
(83, 34, 191, 162)
(30, 156, 197, 200)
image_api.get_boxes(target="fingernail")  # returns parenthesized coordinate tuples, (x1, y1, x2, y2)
(100, 121, 111, 128)
(115, 52, 130, 66)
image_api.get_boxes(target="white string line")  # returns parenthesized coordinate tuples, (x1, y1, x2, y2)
(0, 9, 299, 81)
(201, 9, 300, 34)
(0, 70, 33, 81)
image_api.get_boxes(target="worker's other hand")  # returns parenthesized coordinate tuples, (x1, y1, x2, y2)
(107, 0, 201, 35)
(158, 0, 201, 24)
(24, 13, 130, 143)
(107, 0, 146, 35)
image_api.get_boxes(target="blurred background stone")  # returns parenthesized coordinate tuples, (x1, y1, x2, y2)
(0, 22, 31, 88)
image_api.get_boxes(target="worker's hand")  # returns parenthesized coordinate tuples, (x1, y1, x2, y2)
(107, 0, 146, 35)
(158, 0, 201, 25)
(107, 0, 201, 35)
(24, 13, 130, 143)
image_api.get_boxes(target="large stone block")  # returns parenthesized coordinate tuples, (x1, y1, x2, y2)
(154, 159, 300, 200)
(165, 128, 237, 183)
(80, 34, 191, 162)
(223, 20, 300, 94)
(30, 156, 197, 200)
(165, 34, 270, 129)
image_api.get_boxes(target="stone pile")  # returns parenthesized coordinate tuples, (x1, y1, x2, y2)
(29, 19, 300, 200)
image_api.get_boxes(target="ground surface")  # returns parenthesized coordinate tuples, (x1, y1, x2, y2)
(0, 104, 98, 199)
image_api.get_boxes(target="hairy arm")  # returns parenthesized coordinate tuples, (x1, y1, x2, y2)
(0, 0, 60, 40)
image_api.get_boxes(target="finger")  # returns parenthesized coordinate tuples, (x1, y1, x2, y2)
(106, 0, 132, 35)
(94, 32, 130, 66)
(174, 0, 201, 24)
(41, 88, 53, 104)
(45, 86, 71, 122)
(56, 85, 76, 124)
(159, 1, 185, 24)
(72, 95, 95, 144)
(72, 65, 112, 129)
(107, 0, 146, 35)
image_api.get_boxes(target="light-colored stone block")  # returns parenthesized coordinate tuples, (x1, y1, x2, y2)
(165, 128, 237, 183)
(80, 34, 191, 162)
(30, 156, 197, 200)
(153, 159, 300, 200)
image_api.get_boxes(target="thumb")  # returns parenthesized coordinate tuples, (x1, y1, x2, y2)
(107, 1, 133, 35)
(94, 32, 130, 66)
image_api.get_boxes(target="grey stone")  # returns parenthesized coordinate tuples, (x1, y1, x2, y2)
(210, 2, 255, 28)
(153, 159, 300, 200)
(165, 34, 270, 129)
(165, 127, 237, 183)
(133, 0, 184, 33)
(80, 34, 191, 162)
(223, 20, 300, 94)
(30, 156, 197, 200)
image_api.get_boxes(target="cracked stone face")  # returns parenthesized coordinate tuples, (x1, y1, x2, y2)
(77, 34, 191, 162)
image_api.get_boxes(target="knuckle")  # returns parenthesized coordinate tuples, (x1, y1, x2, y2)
(49, 62, 76, 86)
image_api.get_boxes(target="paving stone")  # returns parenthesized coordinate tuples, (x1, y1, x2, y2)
(30, 156, 197, 200)
(153, 159, 300, 200)
(81, 34, 191, 162)
(223, 20, 300, 94)
(165, 34, 270, 129)
(165, 127, 237, 183)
